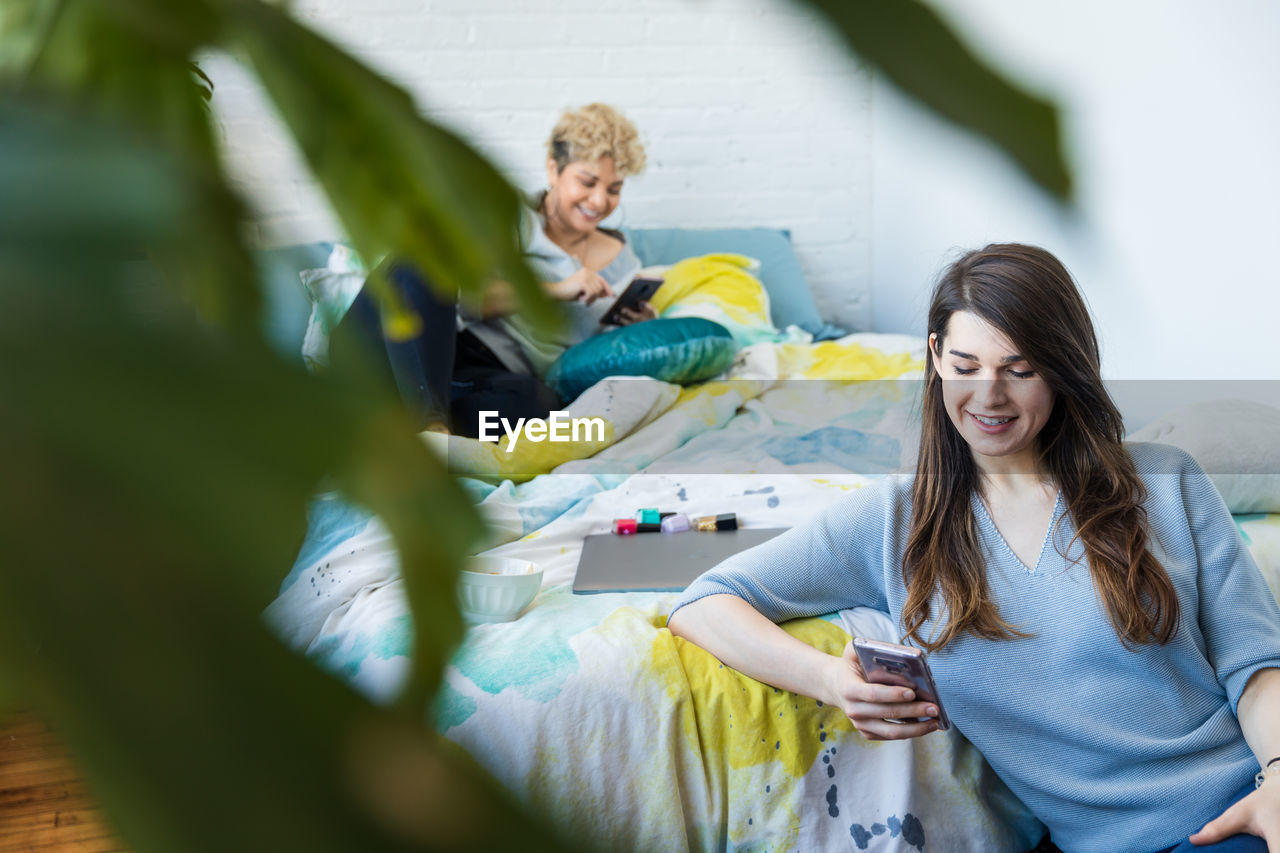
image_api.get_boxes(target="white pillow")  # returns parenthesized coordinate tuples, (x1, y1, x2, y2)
(300, 244, 366, 371)
(1128, 399, 1280, 514)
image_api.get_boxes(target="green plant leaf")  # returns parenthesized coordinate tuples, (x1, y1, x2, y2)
(225, 0, 561, 338)
(329, 417, 488, 711)
(0, 0, 61, 80)
(10, 0, 260, 329)
(189, 60, 214, 102)
(0, 101, 188, 256)
(321, 325, 490, 707)
(797, 0, 1072, 201)
(0, 97, 583, 853)
(221, 1, 563, 701)
(0, 465, 579, 852)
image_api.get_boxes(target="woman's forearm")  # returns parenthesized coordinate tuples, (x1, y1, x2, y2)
(667, 593, 840, 704)
(478, 271, 604, 318)
(1238, 666, 1280, 769)
(479, 279, 517, 318)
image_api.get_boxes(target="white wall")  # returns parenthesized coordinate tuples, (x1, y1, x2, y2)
(208, 0, 1280, 385)
(871, 0, 1280, 381)
(204, 0, 875, 330)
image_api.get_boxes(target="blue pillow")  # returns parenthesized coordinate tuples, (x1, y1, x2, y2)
(546, 317, 736, 401)
(622, 227, 836, 336)
(254, 241, 334, 359)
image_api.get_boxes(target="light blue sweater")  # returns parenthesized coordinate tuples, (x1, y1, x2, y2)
(671, 442, 1280, 853)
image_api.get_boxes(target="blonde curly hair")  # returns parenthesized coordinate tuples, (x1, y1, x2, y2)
(546, 103, 647, 178)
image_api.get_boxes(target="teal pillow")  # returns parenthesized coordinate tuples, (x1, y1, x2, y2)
(546, 317, 736, 401)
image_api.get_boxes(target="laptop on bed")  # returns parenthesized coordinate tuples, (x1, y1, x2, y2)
(573, 527, 787, 593)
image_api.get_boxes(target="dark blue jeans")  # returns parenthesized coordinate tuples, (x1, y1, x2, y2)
(335, 261, 561, 437)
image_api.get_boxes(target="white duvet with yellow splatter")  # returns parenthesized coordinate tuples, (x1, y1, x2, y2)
(267, 332, 1280, 853)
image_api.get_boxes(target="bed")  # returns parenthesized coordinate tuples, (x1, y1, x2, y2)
(260, 234, 1280, 853)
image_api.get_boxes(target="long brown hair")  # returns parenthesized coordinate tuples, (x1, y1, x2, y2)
(902, 244, 1179, 651)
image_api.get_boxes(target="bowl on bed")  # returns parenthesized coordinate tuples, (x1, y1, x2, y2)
(458, 557, 543, 623)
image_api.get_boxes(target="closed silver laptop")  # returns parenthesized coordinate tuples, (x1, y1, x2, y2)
(573, 527, 787, 593)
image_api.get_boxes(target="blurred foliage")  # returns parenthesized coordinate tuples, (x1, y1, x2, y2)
(799, 0, 1072, 201)
(0, 0, 1069, 850)
(0, 99, 578, 851)
(227, 1, 556, 340)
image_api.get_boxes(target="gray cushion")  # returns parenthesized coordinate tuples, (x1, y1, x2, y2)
(1128, 399, 1280, 514)
(622, 227, 841, 338)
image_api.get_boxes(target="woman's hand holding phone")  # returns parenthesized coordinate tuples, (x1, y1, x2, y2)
(824, 641, 942, 741)
(614, 300, 657, 325)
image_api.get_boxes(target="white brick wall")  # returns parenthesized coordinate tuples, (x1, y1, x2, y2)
(204, 0, 873, 329)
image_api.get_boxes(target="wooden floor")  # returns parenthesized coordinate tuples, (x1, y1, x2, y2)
(0, 710, 128, 853)
(0, 709, 1065, 853)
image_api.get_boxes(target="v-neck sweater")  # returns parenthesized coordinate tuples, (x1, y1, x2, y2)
(975, 489, 1062, 573)
(671, 442, 1280, 853)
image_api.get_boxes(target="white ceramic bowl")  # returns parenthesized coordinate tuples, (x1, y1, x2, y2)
(458, 557, 543, 623)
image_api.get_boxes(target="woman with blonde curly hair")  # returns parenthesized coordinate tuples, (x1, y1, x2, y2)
(467, 102, 655, 385)
(339, 103, 654, 437)
(669, 244, 1280, 852)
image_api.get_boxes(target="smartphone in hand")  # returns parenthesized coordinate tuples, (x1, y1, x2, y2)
(852, 637, 951, 731)
(599, 276, 663, 326)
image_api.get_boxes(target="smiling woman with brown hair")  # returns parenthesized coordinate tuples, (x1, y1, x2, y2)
(901, 244, 1179, 655)
(667, 243, 1280, 853)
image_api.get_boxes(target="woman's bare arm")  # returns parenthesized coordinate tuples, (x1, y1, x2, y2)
(479, 269, 614, 319)
(479, 280, 517, 318)
(668, 594, 940, 740)
(1239, 668, 1280, 771)
(668, 593, 843, 699)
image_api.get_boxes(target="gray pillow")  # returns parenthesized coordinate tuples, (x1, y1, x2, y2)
(1128, 399, 1280, 514)
(622, 227, 846, 338)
